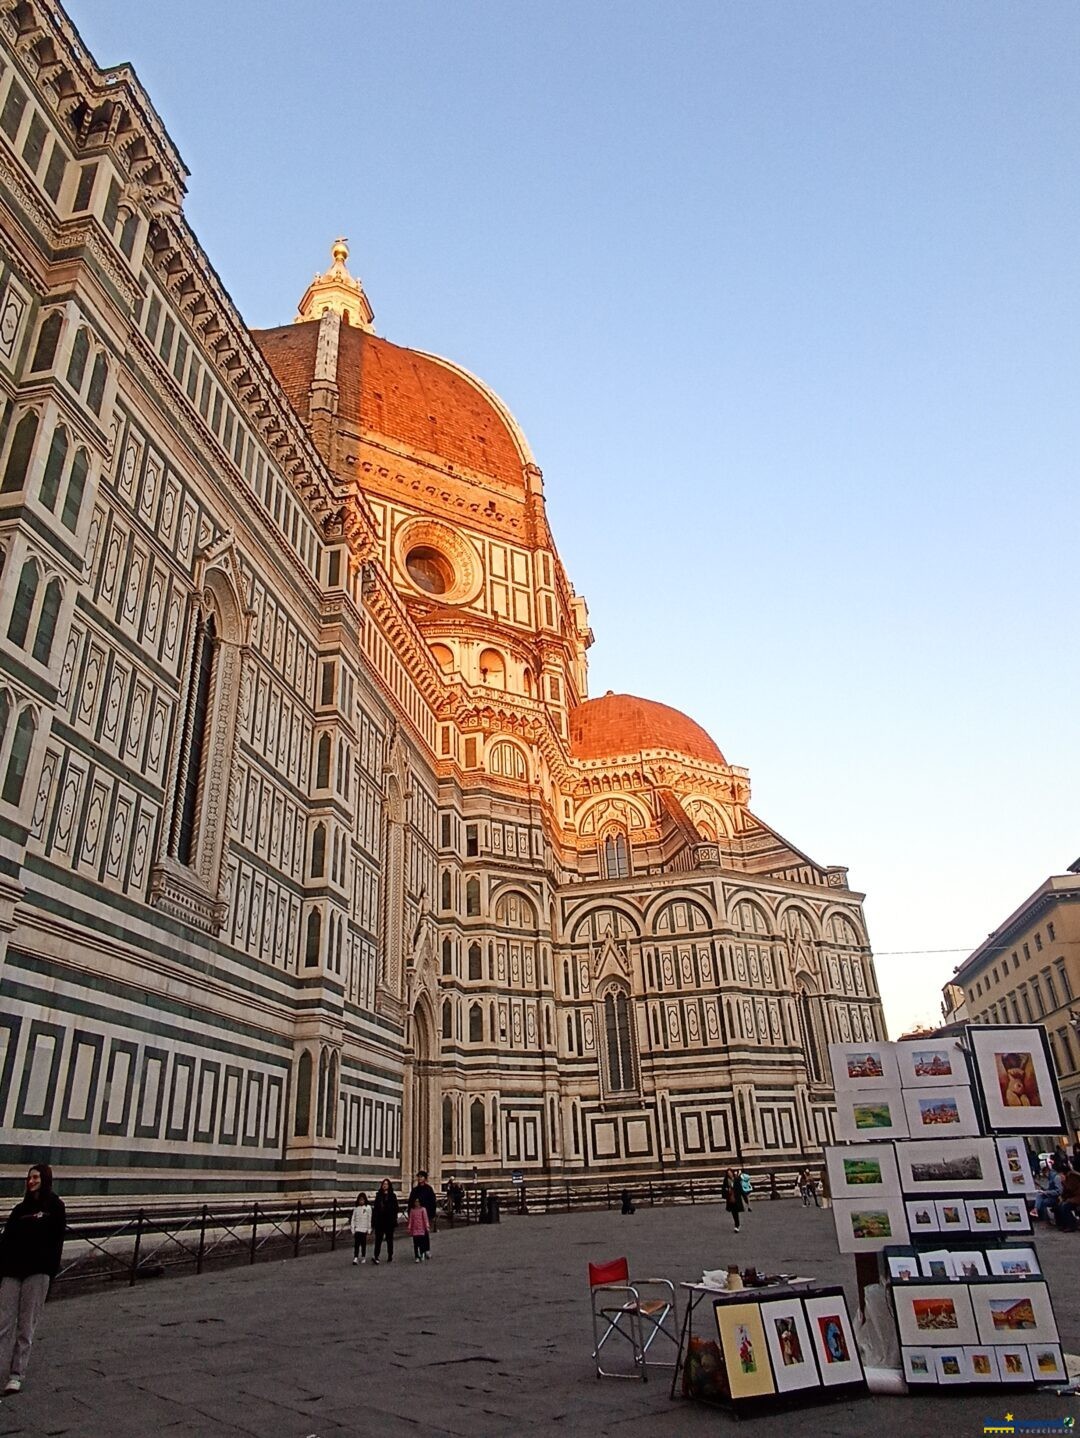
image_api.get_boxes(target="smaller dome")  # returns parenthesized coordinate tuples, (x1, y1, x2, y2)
(570, 692, 726, 766)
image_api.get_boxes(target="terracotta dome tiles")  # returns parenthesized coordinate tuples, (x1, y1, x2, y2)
(254, 323, 525, 490)
(570, 692, 727, 766)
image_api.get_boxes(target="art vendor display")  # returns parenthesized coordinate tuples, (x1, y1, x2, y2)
(707, 1285, 866, 1414)
(825, 1025, 1067, 1392)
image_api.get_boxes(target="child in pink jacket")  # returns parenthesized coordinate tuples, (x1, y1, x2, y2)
(406, 1197, 431, 1262)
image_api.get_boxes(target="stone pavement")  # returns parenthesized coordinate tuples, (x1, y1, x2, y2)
(0, 1198, 1077, 1437)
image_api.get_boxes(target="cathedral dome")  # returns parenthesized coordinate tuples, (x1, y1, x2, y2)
(570, 692, 727, 766)
(253, 243, 532, 492)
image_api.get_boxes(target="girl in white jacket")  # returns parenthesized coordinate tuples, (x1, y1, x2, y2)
(351, 1192, 373, 1264)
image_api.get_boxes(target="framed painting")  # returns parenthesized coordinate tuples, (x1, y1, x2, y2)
(964, 1346, 1000, 1382)
(905, 1199, 939, 1235)
(803, 1292, 864, 1386)
(996, 1136, 1038, 1196)
(952, 1251, 989, 1280)
(713, 1300, 776, 1401)
(902, 1085, 981, 1140)
(887, 1252, 921, 1283)
(918, 1249, 956, 1281)
(966, 1199, 999, 1233)
(825, 1142, 901, 1199)
(934, 1199, 968, 1233)
(901, 1347, 937, 1385)
(995, 1197, 1032, 1234)
(970, 1281, 1058, 1347)
(986, 1246, 1041, 1279)
(759, 1297, 821, 1395)
(894, 1283, 978, 1347)
(833, 1196, 909, 1253)
(967, 1025, 1066, 1134)
(829, 1042, 901, 1093)
(934, 1349, 969, 1384)
(1028, 1344, 1067, 1382)
(996, 1346, 1033, 1382)
(834, 1088, 908, 1143)
(895, 1037, 970, 1089)
(895, 1136, 1001, 1195)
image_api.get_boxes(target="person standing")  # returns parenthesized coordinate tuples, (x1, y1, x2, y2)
(371, 1179, 398, 1264)
(0, 1164, 66, 1395)
(721, 1169, 744, 1232)
(408, 1171, 438, 1235)
(350, 1192, 372, 1265)
(739, 1169, 753, 1212)
(406, 1197, 431, 1262)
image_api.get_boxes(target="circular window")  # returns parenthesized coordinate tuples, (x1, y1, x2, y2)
(406, 545, 455, 595)
(395, 518, 484, 606)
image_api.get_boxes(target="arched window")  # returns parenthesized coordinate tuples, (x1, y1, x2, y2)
(316, 1048, 328, 1137)
(66, 327, 89, 391)
(442, 999, 453, 1040)
(304, 908, 322, 967)
(565, 1014, 574, 1052)
(310, 822, 326, 878)
(602, 987, 637, 1093)
(430, 643, 453, 672)
(316, 733, 331, 788)
(87, 351, 108, 415)
(174, 611, 216, 865)
(2, 708, 35, 806)
(440, 869, 452, 910)
(61, 448, 88, 531)
(469, 1003, 483, 1042)
(478, 647, 505, 688)
(798, 984, 824, 1083)
(523, 667, 533, 697)
(468, 942, 482, 980)
(0, 693, 9, 756)
(8, 559, 39, 648)
(293, 1050, 312, 1136)
(441, 937, 453, 976)
(601, 830, 630, 879)
(2, 411, 39, 493)
(442, 1095, 454, 1155)
(30, 312, 61, 373)
(39, 424, 68, 510)
(470, 1097, 486, 1154)
(466, 877, 480, 916)
(32, 578, 61, 665)
(488, 740, 527, 780)
(544, 1008, 553, 1047)
(325, 1052, 338, 1140)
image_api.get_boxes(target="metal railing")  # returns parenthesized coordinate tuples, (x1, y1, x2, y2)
(48, 1174, 805, 1300)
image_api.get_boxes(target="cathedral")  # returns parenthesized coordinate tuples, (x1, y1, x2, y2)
(0, 2, 886, 1198)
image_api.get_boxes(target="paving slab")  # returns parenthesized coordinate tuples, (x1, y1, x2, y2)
(0, 1200, 1076, 1436)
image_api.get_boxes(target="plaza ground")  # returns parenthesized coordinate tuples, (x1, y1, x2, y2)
(0, 1197, 1076, 1437)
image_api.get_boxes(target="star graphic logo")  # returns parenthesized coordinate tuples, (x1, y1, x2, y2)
(1004, 1417, 1013, 1425)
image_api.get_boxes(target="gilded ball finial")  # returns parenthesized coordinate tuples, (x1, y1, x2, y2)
(331, 237, 349, 267)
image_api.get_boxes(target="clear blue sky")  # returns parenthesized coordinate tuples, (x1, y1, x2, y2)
(78, 2, 1080, 1037)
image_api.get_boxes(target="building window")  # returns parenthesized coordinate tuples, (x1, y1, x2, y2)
(466, 877, 480, 916)
(466, 824, 478, 856)
(31, 578, 61, 665)
(8, 559, 39, 647)
(1031, 977, 1044, 1016)
(39, 424, 67, 509)
(440, 813, 451, 848)
(173, 611, 216, 865)
(1047, 922, 1056, 942)
(488, 740, 526, 780)
(601, 830, 630, 879)
(61, 447, 89, 531)
(469, 1003, 483, 1043)
(30, 312, 61, 372)
(2, 707, 35, 807)
(1, 411, 39, 493)
(1059, 1028, 1076, 1073)
(442, 1095, 454, 1155)
(1056, 961, 1071, 1002)
(304, 909, 322, 967)
(602, 987, 637, 1093)
(442, 999, 453, 1040)
(293, 1050, 312, 1137)
(440, 869, 452, 910)
(66, 327, 89, 391)
(1044, 969, 1059, 1010)
(1035, 931, 1043, 952)
(310, 823, 326, 878)
(470, 1098, 485, 1155)
(468, 943, 482, 980)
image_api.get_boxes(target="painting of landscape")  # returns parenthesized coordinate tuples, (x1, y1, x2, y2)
(842, 1158, 883, 1186)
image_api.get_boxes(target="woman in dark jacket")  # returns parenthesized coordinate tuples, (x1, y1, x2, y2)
(721, 1168, 745, 1232)
(0, 1163, 66, 1394)
(371, 1179, 399, 1264)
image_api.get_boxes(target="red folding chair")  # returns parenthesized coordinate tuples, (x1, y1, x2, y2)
(588, 1256, 678, 1380)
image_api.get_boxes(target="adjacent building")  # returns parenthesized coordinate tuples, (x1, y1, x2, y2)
(945, 863, 1080, 1142)
(0, 0, 885, 1198)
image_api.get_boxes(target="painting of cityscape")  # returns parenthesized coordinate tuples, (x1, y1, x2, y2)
(895, 1137, 1001, 1195)
(895, 1038, 969, 1089)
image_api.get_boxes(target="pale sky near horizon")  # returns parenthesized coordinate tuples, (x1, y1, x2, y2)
(77, 2, 1080, 1038)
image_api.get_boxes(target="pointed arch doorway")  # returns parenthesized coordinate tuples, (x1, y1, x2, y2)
(403, 997, 440, 1180)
